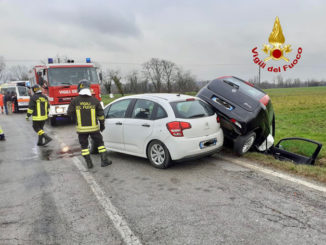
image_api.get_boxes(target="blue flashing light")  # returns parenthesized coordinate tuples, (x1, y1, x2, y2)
(86, 58, 91, 63)
(48, 58, 53, 64)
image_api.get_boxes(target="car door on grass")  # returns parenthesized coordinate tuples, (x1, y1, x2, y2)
(124, 99, 155, 154)
(104, 99, 132, 151)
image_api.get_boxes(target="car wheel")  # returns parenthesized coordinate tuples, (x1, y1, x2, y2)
(88, 136, 99, 154)
(234, 132, 256, 156)
(147, 140, 171, 169)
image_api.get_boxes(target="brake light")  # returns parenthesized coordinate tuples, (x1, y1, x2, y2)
(186, 98, 195, 101)
(166, 121, 191, 137)
(245, 81, 254, 87)
(230, 118, 242, 129)
(260, 94, 270, 106)
(216, 116, 220, 123)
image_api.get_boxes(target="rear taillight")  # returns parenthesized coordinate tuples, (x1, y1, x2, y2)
(230, 118, 242, 129)
(260, 94, 270, 106)
(216, 116, 220, 123)
(166, 121, 192, 137)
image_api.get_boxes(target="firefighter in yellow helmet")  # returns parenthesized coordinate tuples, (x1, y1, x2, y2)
(26, 84, 52, 146)
(67, 80, 112, 169)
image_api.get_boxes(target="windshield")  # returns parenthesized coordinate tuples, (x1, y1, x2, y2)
(18, 86, 28, 96)
(48, 67, 99, 86)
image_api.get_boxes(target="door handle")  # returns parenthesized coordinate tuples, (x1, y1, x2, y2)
(115, 122, 122, 125)
(142, 124, 150, 127)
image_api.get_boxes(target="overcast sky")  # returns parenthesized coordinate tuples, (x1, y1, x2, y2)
(1, 0, 326, 82)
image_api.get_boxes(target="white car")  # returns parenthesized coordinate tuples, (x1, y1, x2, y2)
(91, 94, 224, 168)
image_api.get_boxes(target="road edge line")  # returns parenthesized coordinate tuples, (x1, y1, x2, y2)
(72, 157, 143, 245)
(220, 156, 326, 193)
(51, 132, 143, 245)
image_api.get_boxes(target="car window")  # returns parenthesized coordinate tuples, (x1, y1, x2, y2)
(131, 99, 155, 120)
(171, 100, 215, 119)
(107, 99, 131, 118)
(222, 77, 265, 99)
(155, 105, 168, 120)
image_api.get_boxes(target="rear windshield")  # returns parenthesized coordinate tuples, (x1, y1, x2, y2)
(170, 100, 215, 119)
(222, 77, 265, 99)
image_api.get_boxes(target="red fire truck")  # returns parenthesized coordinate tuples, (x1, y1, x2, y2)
(29, 58, 103, 125)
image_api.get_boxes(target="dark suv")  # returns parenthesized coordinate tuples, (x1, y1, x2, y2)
(197, 76, 275, 155)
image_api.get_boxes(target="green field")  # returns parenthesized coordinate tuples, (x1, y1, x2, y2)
(266, 86, 326, 164)
(102, 87, 326, 180)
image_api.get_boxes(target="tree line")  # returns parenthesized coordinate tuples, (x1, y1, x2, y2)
(101, 58, 198, 94)
(249, 74, 326, 89)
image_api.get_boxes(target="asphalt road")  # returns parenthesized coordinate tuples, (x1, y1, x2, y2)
(1, 113, 326, 245)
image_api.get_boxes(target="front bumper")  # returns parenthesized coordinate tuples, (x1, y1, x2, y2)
(49, 104, 69, 117)
(165, 130, 224, 160)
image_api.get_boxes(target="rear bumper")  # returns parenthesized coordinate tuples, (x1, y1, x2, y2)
(165, 130, 224, 160)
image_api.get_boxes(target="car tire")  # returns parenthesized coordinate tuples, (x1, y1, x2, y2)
(88, 136, 99, 154)
(234, 132, 256, 156)
(147, 140, 171, 169)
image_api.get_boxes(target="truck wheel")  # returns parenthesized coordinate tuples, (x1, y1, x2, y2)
(234, 132, 256, 156)
(50, 117, 57, 126)
(88, 136, 99, 154)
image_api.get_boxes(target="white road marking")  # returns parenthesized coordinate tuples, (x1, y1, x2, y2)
(72, 158, 142, 245)
(220, 156, 326, 194)
(54, 135, 143, 245)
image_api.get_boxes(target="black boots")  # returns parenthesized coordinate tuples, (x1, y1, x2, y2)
(37, 135, 43, 146)
(84, 155, 94, 169)
(100, 152, 112, 167)
(37, 134, 53, 146)
(43, 134, 52, 146)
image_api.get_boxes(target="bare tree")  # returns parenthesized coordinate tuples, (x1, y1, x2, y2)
(161, 60, 177, 93)
(9, 65, 29, 80)
(101, 69, 113, 94)
(174, 68, 198, 93)
(109, 70, 124, 96)
(142, 58, 164, 92)
(125, 71, 139, 94)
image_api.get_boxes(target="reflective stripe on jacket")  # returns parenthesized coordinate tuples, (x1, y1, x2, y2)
(27, 93, 49, 121)
(67, 95, 104, 133)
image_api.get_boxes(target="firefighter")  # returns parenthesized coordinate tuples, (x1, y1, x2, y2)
(26, 84, 52, 146)
(67, 80, 112, 169)
(0, 125, 5, 140)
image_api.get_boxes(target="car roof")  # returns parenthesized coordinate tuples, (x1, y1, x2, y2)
(116, 93, 197, 103)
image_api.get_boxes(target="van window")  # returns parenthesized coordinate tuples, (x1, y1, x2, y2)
(18, 86, 28, 96)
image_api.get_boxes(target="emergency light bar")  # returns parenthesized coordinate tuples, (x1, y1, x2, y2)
(86, 58, 91, 63)
(48, 58, 53, 64)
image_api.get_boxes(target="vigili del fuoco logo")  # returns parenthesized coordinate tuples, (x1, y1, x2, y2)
(252, 17, 302, 73)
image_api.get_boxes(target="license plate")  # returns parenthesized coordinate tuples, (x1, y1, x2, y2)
(199, 138, 217, 149)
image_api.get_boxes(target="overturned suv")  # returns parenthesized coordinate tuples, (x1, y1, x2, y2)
(197, 76, 275, 156)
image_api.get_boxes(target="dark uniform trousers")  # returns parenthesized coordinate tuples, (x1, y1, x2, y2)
(33, 121, 46, 136)
(78, 131, 106, 155)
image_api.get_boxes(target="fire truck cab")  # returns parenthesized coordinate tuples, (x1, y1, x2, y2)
(29, 58, 102, 126)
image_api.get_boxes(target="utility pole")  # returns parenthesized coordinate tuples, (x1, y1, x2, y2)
(258, 66, 261, 85)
